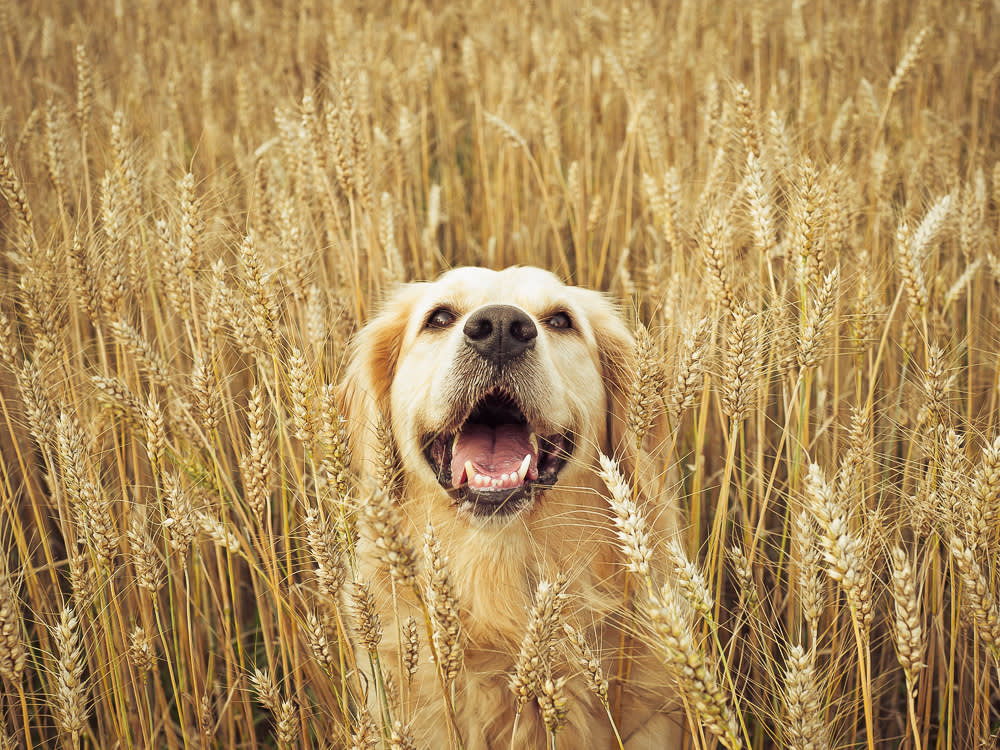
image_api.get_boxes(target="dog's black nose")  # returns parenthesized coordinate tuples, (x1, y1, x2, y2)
(464, 304, 537, 363)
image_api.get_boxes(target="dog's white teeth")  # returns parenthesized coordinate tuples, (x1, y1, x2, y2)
(528, 432, 538, 453)
(464, 460, 475, 485)
(517, 454, 531, 482)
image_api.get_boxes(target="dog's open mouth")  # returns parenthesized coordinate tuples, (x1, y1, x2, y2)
(423, 392, 573, 518)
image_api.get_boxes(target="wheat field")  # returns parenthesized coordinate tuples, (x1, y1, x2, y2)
(0, 0, 999, 747)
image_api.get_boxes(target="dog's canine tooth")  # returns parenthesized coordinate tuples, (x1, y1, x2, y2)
(517, 453, 531, 481)
(464, 460, 475, 485)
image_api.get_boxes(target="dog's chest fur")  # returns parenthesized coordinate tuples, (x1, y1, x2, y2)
(358, 512, 625, 749)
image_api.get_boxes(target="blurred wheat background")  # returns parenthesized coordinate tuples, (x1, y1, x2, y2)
(0, 0, 999, 747)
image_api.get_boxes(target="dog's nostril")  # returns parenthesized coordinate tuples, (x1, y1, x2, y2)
(464, 304, 536, 363)
(465, 317, 494, 341)
(510, 318, 536, 343)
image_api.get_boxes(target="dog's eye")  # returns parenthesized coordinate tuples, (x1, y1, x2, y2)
(426, 307, 458, 329)
(544, 311, 573, 330)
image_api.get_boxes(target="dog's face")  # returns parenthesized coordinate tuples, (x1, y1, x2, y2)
(340, 266, 634, 523)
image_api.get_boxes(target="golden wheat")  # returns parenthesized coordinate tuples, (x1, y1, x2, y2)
(0, 0, 998, 746)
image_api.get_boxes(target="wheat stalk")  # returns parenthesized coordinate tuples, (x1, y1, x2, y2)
(667, 315, 710, 421)
(0, 570, 25, 683)
(423, 524, 463, 686)
(626, 323, 665, 449)
(598, 453, 653, 580)
(950, 536, 1000, 657)
(889, 545, 924, 690)
(781, 644, 830, 750)
(0, 1, 997, 746)
(352, 580, 383, 654)
(700, 207, 735, 311)
(880, 25, 933, 131)
(722, 302, 759, 422)
(804, 464, 872, 630)
(127, 511, 163, 598)
(509, 574, 568, 713)
(361, 487, 418, 589)
(305, 609, 337, 673)
(969, 435, 1000, 553)
(50, 606, 88, 749)
(0, 134, 34, 251)
(127, 626, 156, 678)
(304, 507, 346, 602)
(647, 583, 742, 749)
(401, 615, 419, 685)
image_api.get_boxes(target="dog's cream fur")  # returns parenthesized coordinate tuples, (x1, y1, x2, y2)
(339, 266, 683, 749)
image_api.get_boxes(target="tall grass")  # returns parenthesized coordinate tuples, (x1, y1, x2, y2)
(0, 0, 998, 747)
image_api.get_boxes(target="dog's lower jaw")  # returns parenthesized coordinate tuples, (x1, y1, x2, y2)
(450, 484, 541, 523)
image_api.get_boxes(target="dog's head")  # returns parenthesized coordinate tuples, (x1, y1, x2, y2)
(339, 266, 635, 523)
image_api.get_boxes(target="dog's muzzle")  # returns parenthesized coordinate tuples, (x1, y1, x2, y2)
(420, 305, 573, 519)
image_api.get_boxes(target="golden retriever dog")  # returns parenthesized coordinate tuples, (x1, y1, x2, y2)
(339, 266, 683, 748)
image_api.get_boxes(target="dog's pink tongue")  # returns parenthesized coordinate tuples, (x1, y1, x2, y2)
(451, 424, 536, 488)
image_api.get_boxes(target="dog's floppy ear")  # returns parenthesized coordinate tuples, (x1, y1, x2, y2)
(575, 288, 637, 465)
(337, 282, 427, 436)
